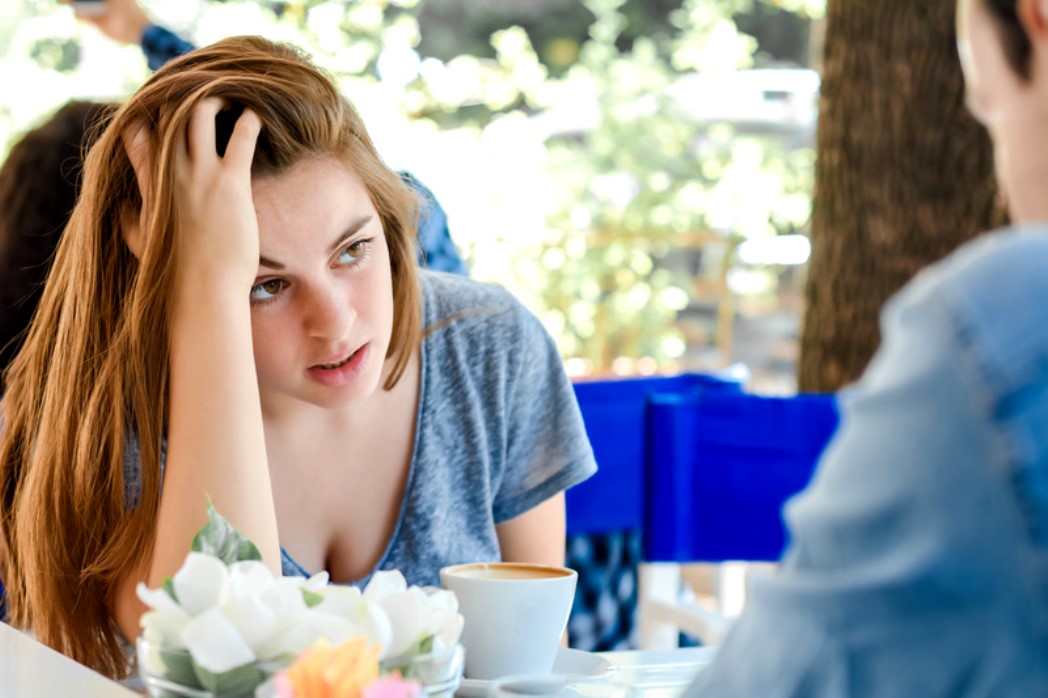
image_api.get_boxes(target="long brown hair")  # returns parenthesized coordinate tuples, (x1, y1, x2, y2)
(0, 101, 116, 386)
(0, 36, 420, 677)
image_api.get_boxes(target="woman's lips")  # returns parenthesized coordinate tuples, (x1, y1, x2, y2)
(307, 343, 370, 387)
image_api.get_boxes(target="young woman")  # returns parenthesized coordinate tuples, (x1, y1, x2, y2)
(687, 0, 1048, 694)
(0, 37, 595, 677)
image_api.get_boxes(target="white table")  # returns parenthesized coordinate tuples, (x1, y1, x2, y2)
(0, 622, 139, 697)
(602, 647, 713, 697)
(0, 621, 714, 697)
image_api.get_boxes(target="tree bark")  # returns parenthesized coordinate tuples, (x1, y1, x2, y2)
(798, 0, 1006, 392)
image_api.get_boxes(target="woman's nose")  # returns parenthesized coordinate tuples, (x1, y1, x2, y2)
(303, 282, 355, 340)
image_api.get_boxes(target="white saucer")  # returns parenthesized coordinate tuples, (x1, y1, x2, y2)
(455, 648, 617, 698)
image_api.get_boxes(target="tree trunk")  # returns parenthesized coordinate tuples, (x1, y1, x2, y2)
(798, 0, 1006, 392)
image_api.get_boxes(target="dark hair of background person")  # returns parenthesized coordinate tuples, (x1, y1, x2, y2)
(984, 0, 1032, 78)
(0, 101, 116, 389)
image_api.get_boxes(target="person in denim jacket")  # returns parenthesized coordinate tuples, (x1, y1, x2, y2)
(688, 1, 1048, 695)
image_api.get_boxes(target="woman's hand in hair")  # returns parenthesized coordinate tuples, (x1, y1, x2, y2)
(173, 98, 262, 295)
(112, 98, 278, 645)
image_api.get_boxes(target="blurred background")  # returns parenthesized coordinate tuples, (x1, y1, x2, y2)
(0, 0, 827, 392)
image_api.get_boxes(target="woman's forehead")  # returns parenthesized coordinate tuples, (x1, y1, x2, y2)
(252, 157, 377, 248)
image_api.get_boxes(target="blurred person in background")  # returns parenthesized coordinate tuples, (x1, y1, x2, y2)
(0, 100, 116, 386)
(687, 0, 1048, 694)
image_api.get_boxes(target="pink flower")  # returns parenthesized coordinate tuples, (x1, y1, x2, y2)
(363, 672, 422, 698)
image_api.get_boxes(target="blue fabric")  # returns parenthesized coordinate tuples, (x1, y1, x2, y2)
(400, 172, 469, 276)
(139, 25, 468, 277)
(140, 24, 193, 72)
(687, 226, 1048, 697)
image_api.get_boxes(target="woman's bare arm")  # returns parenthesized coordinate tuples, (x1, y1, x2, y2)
(495, 494, 567, 568)
(112, 100, 280, 641)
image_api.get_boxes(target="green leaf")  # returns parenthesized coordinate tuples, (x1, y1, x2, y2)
(158, 646, 203, 690)
(162, 577, 178, 604)
(190, 497, 263, 564)
(418, 634, 434, 655)
(192, 660, 267, 697)
(302, 589, 324, 608)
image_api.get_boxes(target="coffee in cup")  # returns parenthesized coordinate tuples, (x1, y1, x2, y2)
(440, 562, 577, 680)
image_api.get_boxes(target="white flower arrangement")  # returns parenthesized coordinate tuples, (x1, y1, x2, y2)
(135, 502, 463, 697)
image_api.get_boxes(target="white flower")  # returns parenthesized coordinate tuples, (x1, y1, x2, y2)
(136, 583, 186, 617)
(379, 590, 425, 657)
(363, 570, 408, 603)
(139, 608, 190, 649)
(220, 581, 280, 655)
(303, 571, 330, 593)
(364, 571, 464, 658)
(181, 608, 257, 674)
(173, 552, 230, 615)
(312, 585, 394, 658)
(137, 537, 463, 686)
(422, 588, 465, 652)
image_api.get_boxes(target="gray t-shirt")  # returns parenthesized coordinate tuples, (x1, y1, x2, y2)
(264, 270, 597, 585)
(124, 273, 594, 584)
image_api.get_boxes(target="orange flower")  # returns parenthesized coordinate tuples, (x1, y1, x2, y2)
(277, 637, 381, 698)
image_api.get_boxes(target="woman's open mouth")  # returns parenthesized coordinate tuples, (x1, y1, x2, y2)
(307, 343, 370, 387)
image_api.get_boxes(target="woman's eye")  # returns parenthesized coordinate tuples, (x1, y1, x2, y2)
(338, 240, 367, 263)
(250, 279, 285, 302)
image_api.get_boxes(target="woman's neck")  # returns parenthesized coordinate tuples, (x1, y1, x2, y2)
(260, 348, 421, 463)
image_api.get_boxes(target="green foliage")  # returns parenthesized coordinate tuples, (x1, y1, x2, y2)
(163, 577, 179, 604)
(193, 660, 267, 695)
(302, 588, 324, 608)
(191, 498, 263, 564)
(4, 0, 822, 374)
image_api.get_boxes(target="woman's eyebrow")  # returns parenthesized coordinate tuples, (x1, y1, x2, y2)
(327, 215, 374, 255)
(258, 215, 374, 270)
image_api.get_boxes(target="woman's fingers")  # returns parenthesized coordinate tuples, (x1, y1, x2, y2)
(172, 98, 262, 285)
(183, 99, 260, 174)
(186, 97, 224, 166)
(224, 109, 262, 174)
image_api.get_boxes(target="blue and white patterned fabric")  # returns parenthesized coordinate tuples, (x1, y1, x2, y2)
(566, 531, 640, 650)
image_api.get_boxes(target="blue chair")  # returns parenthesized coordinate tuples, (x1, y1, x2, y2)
(636, 389, 838, 647)
(645, 390, 839, 562)
(565, 373, 741, 650)
(567, 374, 743, 536)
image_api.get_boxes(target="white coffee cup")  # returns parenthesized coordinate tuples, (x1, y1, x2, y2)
(440, 562, 578, 681)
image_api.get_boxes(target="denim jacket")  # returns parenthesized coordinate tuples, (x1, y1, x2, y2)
(687, 227, 1048, 696)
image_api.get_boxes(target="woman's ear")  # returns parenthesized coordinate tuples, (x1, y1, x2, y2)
(120, 121, 153, 260)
